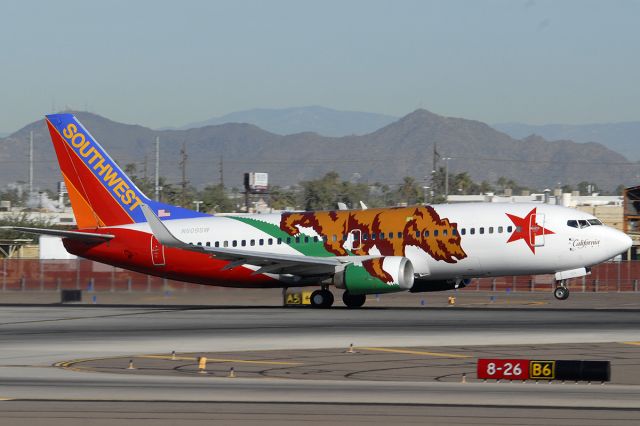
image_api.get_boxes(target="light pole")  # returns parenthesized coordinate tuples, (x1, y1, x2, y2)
(192, 200, 203, 212)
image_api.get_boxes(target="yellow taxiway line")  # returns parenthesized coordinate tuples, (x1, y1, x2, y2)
(357, 347, 471, 358)
(621, 341, 640, 346)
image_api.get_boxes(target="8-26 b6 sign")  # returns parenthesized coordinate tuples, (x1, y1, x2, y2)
(477, 359, 610, 382)
(477, 358, 529, 380)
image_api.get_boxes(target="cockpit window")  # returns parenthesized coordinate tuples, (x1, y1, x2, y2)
(567, 220, 578, 228)
(588, 219, 602, 226)
(578, 220, 590, 228)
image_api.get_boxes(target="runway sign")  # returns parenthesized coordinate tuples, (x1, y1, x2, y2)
(477, 359, 610, 382)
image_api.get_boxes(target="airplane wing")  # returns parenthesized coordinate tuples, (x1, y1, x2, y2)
(140, 204, 351, 277)
(0, 226, 114, 242)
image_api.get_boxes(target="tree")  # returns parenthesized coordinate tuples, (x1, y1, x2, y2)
(301, 172, 342, 210)
(398, 176, 424, 205)
(200, 184, 235, 213)
(269, 186, 300, 210)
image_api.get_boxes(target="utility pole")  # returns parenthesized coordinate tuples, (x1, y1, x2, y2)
(179, 141, 189, 206)
(431, 142, 440, 202)
(154, 136, 160, 201)
(219, 154, 224, 188)
(443, 157, 451, 200)
(28, 131, 33, 196)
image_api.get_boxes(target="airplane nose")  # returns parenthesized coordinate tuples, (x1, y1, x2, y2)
(612, 229, 632, 256)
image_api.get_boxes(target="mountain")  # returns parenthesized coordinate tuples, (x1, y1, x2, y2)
(493, 121, 640, 161)
(180, 106, 398, 137)
(0, 110, 634, 193)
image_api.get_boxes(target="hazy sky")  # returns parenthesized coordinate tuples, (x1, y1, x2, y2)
(2, 0, 639, 132)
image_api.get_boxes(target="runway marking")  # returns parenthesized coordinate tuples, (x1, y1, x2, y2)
(621, 341, 640, 346)
(141, 355, 303, 365)
(357, 347, 471, 358)
(0, 397, 14, 401)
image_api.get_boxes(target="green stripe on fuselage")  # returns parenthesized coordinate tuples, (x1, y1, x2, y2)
(228, 216, 338, 257)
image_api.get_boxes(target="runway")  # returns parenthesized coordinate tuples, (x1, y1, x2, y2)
(1, 306, 640, 424)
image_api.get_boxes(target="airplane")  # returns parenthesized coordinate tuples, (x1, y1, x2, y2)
(3, 113, 632, 308)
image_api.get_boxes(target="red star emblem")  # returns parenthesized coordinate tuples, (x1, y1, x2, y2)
(506, 208, 554, 254)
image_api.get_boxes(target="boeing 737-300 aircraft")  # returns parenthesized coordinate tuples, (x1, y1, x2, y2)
(3, 114, 632, 308)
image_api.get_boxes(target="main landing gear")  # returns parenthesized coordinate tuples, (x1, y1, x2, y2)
(553, 280, 570, 301)
(342, 291, 366, 309)
(310, 288, 334, 308)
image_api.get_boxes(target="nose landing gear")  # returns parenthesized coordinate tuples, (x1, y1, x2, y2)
(553, 280, 570, 300)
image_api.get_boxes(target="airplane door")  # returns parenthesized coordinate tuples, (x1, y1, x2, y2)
(150, 235, 165, 266)
(347, 229, 362, 252)
(530, 213, 546, 247)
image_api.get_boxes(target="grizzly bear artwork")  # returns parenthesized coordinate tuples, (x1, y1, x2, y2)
(280, 206, 467, 282)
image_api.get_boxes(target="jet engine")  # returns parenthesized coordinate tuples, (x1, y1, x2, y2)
(334, 257, 414, 295)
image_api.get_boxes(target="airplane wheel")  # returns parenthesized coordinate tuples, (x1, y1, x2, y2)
(310, 289, 334, 308)
(342, 291, 366, 308)
(553, 286, 569, 301)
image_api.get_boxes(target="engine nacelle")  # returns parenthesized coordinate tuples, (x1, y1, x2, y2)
(334, 256, 414, 295)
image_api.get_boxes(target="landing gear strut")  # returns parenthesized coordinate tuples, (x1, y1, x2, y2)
(342, 291, 366, 308)
(310, 289, 334, 308)
(553, 280, 570, 301)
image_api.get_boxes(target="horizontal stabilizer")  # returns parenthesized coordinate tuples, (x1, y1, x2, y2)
(0, 226, 114, 241)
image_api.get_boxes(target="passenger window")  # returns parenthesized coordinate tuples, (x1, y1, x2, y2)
(388, 232, 394, 239)
(567, 220, 578, 228)
(214, 241, 219, 248)
(415, 231, 420, 238)
(423, 230, 429, 237)
(452, 229, 458, 236)
(489, 227, 494, 234)
(314, 236, 319, 243)
(223, 241, 228, 247)
(498, 226, 503, 233)
(397, 232, 402, 239)
(434, 230, 439, 236)
(332, 235, 337, 242)
(470, 228, 475, 235)
(295, 237, 300, 243)
(197, 242, 202, 246)
(515, 226, 522, 233)
(259, 239, 264, 246)
(232, 240, 237, 247)
(268, 238, 273, 245)
(286, 237, 292, 244)
(362, 234, 369, 241)
(304, 236, 309, 243)
(206, 242, 210, 247)
(371, 233, 376, 240)
(443, 230, 448, 236)
(507, 226, 513, 233)
(277, 238, 282, 245)
(241, 240, 247, 247)
(479, 227, 485, 234)
(379, 233, 384, 240)
(250, 240, 255, 246)
(461, 228, 466, 235)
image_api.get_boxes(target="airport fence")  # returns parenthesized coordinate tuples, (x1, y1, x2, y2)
(0, 258, 638, 294)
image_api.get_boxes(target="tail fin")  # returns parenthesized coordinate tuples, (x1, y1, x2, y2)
(45, 113, 208, 229)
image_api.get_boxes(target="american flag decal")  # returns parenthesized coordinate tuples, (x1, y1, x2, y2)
(158, 209, 171, 218)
